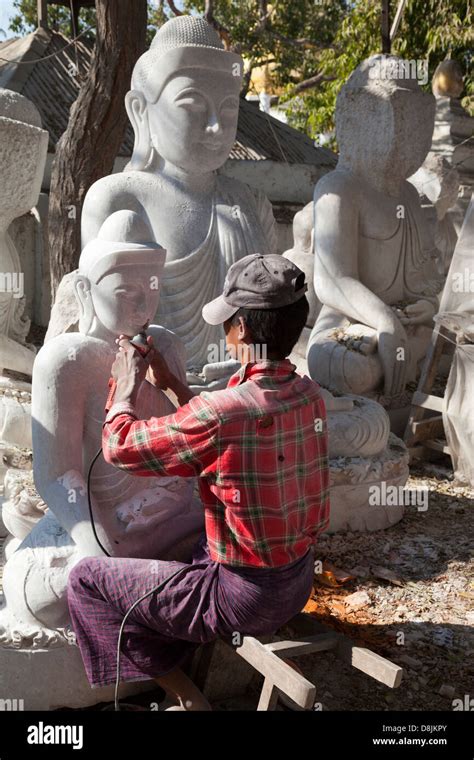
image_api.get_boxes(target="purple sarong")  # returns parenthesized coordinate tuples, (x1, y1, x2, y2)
(67, 533, 315, 688)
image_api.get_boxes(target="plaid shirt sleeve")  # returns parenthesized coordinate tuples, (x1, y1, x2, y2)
(102, 395, 219, 478)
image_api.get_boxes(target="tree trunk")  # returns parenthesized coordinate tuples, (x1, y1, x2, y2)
(48, 0, 147, 299)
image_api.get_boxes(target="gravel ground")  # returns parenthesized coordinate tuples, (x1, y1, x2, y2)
(267, 461, 474, 713)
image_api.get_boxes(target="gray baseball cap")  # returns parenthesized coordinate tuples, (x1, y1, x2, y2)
(202, 253, 308, 326)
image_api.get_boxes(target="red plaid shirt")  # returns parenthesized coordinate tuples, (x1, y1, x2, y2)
(103, 359, 329, 568)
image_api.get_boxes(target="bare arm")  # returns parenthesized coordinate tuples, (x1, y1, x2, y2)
(313, 175, 396, 332)
(313, 173, 408, 396)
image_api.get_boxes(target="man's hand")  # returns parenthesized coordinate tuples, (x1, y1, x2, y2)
(111, 336, 148, 405)
(144, 335, 195, 407)
(144, 335, 173, 390)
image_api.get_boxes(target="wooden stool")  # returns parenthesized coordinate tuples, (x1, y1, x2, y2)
(191, 613, 403, 711)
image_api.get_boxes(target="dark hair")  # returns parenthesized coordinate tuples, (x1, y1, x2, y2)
(225, 295, 309, 359)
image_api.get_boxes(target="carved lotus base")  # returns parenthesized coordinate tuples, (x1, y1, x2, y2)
(0, 611, 154, 709)
(328, 433, 409, 532)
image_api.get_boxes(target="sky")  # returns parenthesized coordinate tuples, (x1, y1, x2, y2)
(0, 1, 17, 39)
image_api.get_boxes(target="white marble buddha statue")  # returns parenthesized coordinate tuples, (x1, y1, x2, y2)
(50, 15, 276, 391)
(0, 88, 49, 542)
(1, 210, 203, 635)
(0, 88, 48, 379)
(307, 55, 444, 401)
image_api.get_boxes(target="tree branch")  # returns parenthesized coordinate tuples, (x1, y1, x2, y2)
(293, 72, 336, 93)
(166, 0, 183, 16)
(203, 0, 235, 50)
(256, 0, 322, 49)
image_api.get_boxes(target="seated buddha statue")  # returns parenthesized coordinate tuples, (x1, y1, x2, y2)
(50, 15, 276, 392)
(307, 55, 444, 401)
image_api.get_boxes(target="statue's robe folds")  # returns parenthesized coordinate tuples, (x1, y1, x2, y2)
(45, 176, 277, 388)
(156, 175, 277, 374)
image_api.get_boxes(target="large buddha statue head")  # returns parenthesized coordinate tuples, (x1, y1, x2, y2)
(75, 210, 166, 338)
(336, 55, 435, 190)
(125, 15, 243, 175)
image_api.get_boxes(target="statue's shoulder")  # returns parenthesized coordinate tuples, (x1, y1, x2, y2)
(33, 333, 93, 375)
(314, 167, 360, 202)
(83, 171, 149, 215)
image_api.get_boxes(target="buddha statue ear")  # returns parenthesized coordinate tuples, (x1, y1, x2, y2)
(125, 90, 154, 171)
(74, 273, 94, 334)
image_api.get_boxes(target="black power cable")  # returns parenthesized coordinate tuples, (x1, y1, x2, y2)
(86, 446, 187, 711)
(85, 332, 188, 711)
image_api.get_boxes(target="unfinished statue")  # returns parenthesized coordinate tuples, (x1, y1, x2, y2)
(307, 55, 443, 401)
(0, 88, 48, 541)
(0, 210, 203, 647)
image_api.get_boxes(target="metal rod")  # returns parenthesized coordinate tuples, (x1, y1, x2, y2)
(390, 0, 408, 40)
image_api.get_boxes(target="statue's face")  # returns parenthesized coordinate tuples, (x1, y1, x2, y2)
(390, 90, 434, 179)
(90, 266, 160, 337)
(147, 69, 240, 173)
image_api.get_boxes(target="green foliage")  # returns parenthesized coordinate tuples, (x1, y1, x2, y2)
(185, 0, 347, 90)
(8, 0, 473, 141)
(8, 1, 167, 44)
(281, 0, 473, 142)
(9, 0, 96, 37)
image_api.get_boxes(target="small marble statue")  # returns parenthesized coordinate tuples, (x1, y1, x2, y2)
(0, 88, 49, 538)
(307, 55, 443, 401)
(0, 210, 203, 640)
(48, 15, 277, 391)
(409, 152, 459, 274)
(430, 60, 474, 233)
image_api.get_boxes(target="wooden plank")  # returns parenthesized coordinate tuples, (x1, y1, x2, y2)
(336, 640, 403, 688)
(234, 637, 316, 710)
(404, 326, 448, 447)
(257, 677, 279, 711)
(37, 0, 48, 28)
(285, 614, 403, 688)
(424, 439, 452, 455)
(381, 0, 391, 53)
(410, 415, 444, 439)
(411, 392, 444, 413)
(266, 634, 340, 658)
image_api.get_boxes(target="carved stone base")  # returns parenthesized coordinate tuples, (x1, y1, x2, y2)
(0, 639, 155, 710)
(328, 433, 409, 532)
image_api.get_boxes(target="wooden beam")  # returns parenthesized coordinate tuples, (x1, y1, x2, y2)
(381, 0, 391, 53)
(423, 439, 451, 455)
(409, 415, 444, 442)
(37, 0, 48, 28)
(257, 678, 280, 711)
(285, 614, 403, 688)
(411, 391, 444, 413)
(234, 637, 316, 710)
(336, 639, 403, 688)
(266, 634, 340, 658)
